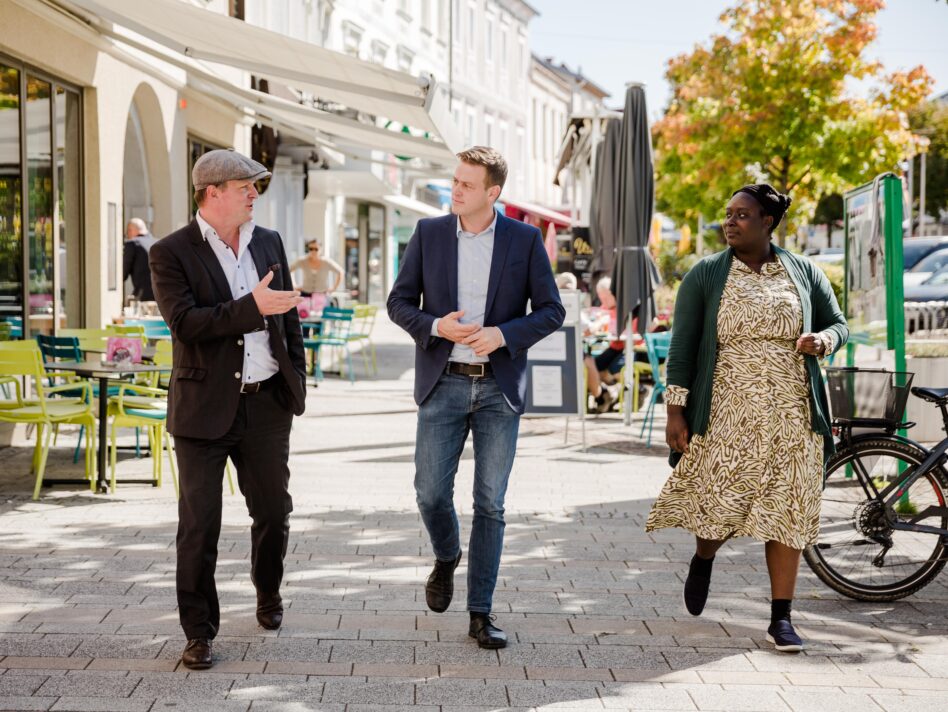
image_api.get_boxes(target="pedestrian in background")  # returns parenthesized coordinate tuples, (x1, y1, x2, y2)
(646, 184, 848, 653)
(150, 148, 307, 670)
(124, 217, 158, 301)
(388, 147, 565, 648)
(290, 238, 344, 298)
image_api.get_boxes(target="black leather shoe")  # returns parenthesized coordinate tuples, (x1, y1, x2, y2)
(425, 551, 461, 613)
(468, 613, 507, 649)
(256, 592, 284, 630)
(181, 638, 212, 669)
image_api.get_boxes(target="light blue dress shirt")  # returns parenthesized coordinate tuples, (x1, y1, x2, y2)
(196, 211, 280, 385)
(430, 214, 508, 364)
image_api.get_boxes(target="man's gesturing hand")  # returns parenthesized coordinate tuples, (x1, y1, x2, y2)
(463, 326, 504, 357)
(438, 310, 481, 344)
(252, 270, 303, 316)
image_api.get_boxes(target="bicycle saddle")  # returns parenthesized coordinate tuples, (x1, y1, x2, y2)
(911, 386, 948, 404)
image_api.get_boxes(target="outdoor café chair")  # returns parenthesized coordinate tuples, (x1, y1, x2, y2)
(302, 306, 355, 384)
(0, 342, 96, 499)
(108, 382, 176, 495)
(639, 331, 673, 447)
(123, 318, 172, 340)
(148, 339, 235, 496)
(347, 304, 379, 376)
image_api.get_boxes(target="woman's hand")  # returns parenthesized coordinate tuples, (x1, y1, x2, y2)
(796, 333, 825, 356)
(666, 407, 690, 454)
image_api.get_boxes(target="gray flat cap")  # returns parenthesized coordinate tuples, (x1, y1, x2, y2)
(192, 148, 271, 190)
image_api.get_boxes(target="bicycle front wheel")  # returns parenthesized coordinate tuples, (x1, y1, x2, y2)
(804, 437, 948, 601)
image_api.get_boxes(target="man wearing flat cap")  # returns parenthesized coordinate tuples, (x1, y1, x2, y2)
(150, 148, 307, 670)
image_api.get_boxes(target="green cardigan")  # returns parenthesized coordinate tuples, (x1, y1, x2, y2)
(667, 245, 849, 467)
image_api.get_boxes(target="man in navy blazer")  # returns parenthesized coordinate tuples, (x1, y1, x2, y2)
(388, 147, 565, 648)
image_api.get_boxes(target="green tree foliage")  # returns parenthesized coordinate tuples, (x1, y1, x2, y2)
(654, 0, 932, 246)
(908, 99, 948, 222)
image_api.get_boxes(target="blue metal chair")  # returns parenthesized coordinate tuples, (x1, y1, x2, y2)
(123, 318, 172, 340)
(639, 331, 673, 447)
(302, 307, 355, 384)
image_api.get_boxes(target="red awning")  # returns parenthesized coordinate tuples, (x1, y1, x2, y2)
(503, 198, 572, 228)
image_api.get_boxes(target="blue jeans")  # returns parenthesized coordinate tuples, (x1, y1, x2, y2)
(415, 372, 520, 613)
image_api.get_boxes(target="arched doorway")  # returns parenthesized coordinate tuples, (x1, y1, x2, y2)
(121, 83, 171, 300)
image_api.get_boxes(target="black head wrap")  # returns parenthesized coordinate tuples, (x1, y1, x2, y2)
(732, 183, 792, 232)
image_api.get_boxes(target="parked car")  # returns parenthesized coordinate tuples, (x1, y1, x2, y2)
(810, 247, 844, 264)
(903, 246, 948, 288)
(904, 265, 948, 302)
(903, 236, 948, 270)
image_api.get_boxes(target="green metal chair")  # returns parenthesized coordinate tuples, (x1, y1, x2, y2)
(302, 307, 355, 383)
(639, 331, 673, 447)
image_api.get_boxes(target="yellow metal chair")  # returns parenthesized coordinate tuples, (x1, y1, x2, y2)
(0, 342, 97, 499)
(347, 304, 379, 376)
(58, 328, 112, 355)
(148, 339, 235, 496)
(108, 383, 176, 495)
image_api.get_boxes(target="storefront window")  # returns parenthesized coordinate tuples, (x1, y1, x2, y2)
(0, 56, 81, 338)
(0, 64, 22, 338)
(26, 76, 53, 335)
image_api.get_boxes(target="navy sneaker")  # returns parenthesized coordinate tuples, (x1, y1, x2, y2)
(767, 618, 803, 653)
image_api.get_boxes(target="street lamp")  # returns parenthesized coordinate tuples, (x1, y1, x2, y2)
(917, 135, 931, 236)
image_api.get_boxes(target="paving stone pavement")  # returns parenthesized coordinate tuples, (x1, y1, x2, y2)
(1, 315, 947, 711)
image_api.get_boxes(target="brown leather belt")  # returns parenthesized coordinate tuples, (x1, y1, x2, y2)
(239, 374, 280, 394)
(446, 361, 492, 378)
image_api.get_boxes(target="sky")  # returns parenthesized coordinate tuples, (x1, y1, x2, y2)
(529, 0, 948, 117)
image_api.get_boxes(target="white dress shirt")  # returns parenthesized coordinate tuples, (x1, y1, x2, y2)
(196, 211, 280, 385)
(430, 213, 507, 364)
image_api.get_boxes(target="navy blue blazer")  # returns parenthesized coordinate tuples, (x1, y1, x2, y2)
(387, 212, 566, 413)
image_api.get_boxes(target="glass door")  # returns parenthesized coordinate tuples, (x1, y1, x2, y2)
(0, 63, 22, 338)
(26, 75, 54, 336)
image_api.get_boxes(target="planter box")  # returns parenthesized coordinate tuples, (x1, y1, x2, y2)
(906, 356, 948, 444)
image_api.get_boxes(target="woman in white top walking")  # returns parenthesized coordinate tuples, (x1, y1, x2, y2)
(290, 239, 344, 297)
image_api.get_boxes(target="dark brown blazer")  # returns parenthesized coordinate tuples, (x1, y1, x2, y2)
(149, 220, 307, 440)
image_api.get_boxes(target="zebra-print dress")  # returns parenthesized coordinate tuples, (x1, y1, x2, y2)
(646, 258, 833, 550)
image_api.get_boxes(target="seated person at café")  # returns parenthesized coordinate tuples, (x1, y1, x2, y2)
(555, 272, 578, 290)
(583, 277, 628, 414)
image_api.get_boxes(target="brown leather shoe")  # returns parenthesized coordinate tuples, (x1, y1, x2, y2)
(181, 638, 212, 669)
(468, 613, 507, 649)
(256, 592, 284, 630)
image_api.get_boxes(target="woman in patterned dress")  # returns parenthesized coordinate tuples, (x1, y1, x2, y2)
(645, 184, 848, 652)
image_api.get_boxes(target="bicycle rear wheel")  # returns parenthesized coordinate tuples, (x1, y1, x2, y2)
(804, 437, 948, 601)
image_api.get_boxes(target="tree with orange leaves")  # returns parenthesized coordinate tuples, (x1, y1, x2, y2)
(654, 0, 932, 247)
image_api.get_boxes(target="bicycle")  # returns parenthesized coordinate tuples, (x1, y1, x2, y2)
(803, 367, 948, 601)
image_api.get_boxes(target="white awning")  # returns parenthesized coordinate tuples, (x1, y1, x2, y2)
(383, 194, 446, 218)
(56, 0, 461, 151)
(189, 75, 458, 166)
(307, 170, 391, 199)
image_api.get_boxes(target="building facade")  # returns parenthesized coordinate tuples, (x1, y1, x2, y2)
(0, 0, 248, 336)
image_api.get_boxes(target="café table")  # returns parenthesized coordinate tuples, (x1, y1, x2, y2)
(83, 345, 157, 361)
(43, 360, 170, 493)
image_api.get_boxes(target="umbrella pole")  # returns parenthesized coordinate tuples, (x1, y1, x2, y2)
(623, 314, 633, 426)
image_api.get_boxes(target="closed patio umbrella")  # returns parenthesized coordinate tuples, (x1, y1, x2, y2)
(588, 118, 622, 275)
(610, 84, 659, 423)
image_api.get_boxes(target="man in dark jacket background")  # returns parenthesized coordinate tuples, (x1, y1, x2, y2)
(123, 218, 158, 301)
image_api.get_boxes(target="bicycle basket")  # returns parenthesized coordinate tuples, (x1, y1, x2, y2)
(825, 367, 914, 428)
